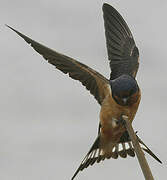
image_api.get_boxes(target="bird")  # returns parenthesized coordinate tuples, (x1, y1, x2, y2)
(7, 3, 162, 180)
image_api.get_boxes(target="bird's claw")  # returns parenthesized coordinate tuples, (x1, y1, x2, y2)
(116, 115, 128, 126)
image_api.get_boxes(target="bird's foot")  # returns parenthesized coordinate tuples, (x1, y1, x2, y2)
(116, 115, 128, 126)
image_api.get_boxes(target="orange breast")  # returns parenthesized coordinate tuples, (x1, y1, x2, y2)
(100, 90, 141, 143)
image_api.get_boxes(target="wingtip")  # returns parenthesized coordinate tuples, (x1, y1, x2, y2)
(102, 3, 119, 16)
(5, 24, 20, 35)
(5, 24, 32, 44)
(5, 24, 14, 30)
(103, 3, 110, 6)
(102, 3, 113, 11)
(102, 3, 109, 10)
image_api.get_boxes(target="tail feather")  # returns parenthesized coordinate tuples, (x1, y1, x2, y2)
(71, 136, 135, 180)
(136, 135, 162, 164)
(71, 132, 162, 180)
(127, 142, 135, 157)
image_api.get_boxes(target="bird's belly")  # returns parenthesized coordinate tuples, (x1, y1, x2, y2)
(100, 108, 126, 143)
(100, 95, 140, 143)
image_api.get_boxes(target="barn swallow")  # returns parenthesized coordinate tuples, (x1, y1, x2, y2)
(7, 3, 162, 180)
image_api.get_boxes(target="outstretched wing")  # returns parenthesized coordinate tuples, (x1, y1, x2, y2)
(71, 131, 162, 180)
(103, 3, 139, 80)
(7, 25, 110, 105)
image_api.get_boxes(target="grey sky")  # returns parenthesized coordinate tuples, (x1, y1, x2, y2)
(1, 0, 166, 179)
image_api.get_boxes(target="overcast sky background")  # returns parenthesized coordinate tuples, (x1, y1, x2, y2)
(1, 0, 167, 179)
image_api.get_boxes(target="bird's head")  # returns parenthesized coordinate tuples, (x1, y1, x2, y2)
(110, 75, 140, 106)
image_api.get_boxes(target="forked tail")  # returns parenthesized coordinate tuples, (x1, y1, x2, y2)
(71, 131, 162, 180)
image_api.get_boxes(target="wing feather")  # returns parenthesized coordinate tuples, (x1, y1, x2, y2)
(7, 25, 110, 105)
(103, 3, 139, 79)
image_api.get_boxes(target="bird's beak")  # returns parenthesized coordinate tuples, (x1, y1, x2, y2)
(122, 97, 128, 105)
